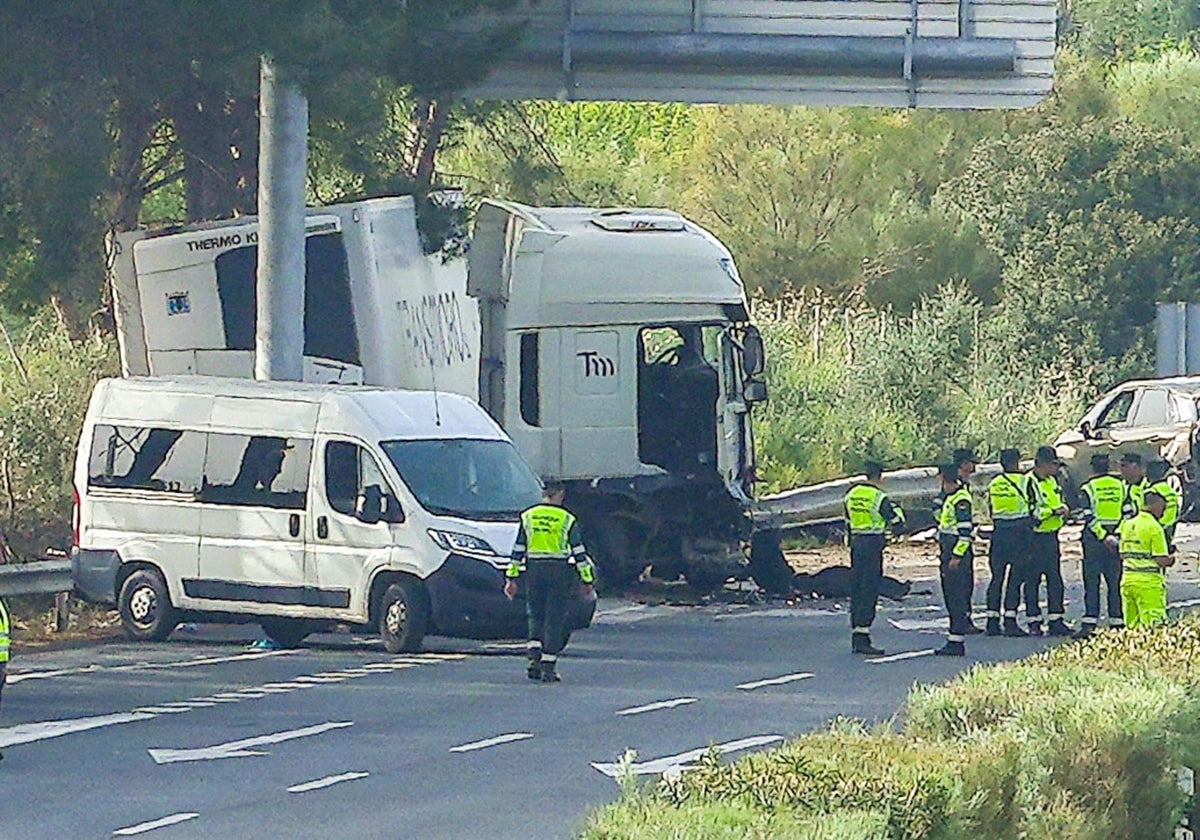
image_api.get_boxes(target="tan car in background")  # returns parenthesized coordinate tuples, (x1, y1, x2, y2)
(1053, 376, 1199, 512)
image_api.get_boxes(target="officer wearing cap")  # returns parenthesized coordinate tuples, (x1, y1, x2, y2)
(1119, 453, 1148, 516)
(505, 480, 595, 682)
(1115, 489, 1173, 628)
(948, 448, 983, 634)
(843, 461, 905, 655)
(1024, 446, 1071, 636)
(935, 463, 975, 656)
(986, 448, 1038, 636)
(1075, 453, 1125, 637)
(0, 594, 8, 762)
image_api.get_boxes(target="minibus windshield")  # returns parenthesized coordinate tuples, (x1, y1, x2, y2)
(381, 438, 543, 521)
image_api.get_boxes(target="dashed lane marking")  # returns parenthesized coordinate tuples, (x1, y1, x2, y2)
(617, 698, 698, 716)
(113, 812, 199, 836)
(148, 721, 354, 765)
(8, 649, 298, 684)
(866, 649, 937, 664)
(736, 672, 814, 691)
(450, 733, 534, 753)
(287, 771, 371, 793)
(591, 735, 785, 778)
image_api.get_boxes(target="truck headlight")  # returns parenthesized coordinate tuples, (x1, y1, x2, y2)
(427, 529, 498, 557)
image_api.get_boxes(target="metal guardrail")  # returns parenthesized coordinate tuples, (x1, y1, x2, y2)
(755, 463, 1004, 530)
(0, 560, 73, 598)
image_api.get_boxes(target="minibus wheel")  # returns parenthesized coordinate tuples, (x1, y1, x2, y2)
(379, 580, 428, 653)
(118, 568, 179, 641)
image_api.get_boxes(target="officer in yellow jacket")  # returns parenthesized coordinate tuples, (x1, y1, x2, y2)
(843, 462, 905, 656)
(1146, 460, 1181, 546)
(1075, 453, 1126, 638)
(1113, 490, 1173, 629)
(0, 595, 8, 762)
(505, 480, 595, 682)
(1024, 446, 1072, 636)
(986, 448, 1038, 636)
(935, 463, 975, 657)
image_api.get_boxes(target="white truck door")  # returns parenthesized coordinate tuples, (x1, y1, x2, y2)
(557, 328, 639, 478)
(306, 439, 415, 620)
(193, 432, 314, 611)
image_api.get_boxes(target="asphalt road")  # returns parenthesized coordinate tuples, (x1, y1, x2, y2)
(3, 562, 1199, 840)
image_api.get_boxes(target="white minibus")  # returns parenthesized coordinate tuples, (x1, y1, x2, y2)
(71, 377, 594, 650)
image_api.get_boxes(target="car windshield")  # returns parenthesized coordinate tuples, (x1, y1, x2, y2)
(380, 438, 542, 521)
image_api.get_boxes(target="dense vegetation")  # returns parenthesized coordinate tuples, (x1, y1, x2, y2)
(1, 0, 1199, 551)
(583, 616, 1200, 839)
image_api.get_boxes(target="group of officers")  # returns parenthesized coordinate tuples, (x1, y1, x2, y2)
(844, 446, 1181, 657)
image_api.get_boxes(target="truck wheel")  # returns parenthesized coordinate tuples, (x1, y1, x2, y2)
(260, 618, 311, 648)
(589, 519, 641, 591)
(379, 580, 429, 653)
(118, 568, 179, 641)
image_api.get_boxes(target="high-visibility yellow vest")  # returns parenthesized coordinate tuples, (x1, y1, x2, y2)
(0, 596, 9, 664)
(989, 472, 1032, 521)
(1149, 480, 1181, 529)
(1119, 511, 1168, 573)
(1082, 475, 1125, 539)
(1127, 479, 1148, 516)
(521, 505, 576, 560)
(844, 484, 887, 535)
(938, 484, 974, 557)
(1032, 473, 1065, 533)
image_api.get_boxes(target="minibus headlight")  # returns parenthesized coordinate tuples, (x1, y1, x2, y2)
(427, 529, 497, 557)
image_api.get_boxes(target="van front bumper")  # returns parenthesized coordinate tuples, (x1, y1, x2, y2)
(425, 553, 596, 640)
(71, 547, 121, 605)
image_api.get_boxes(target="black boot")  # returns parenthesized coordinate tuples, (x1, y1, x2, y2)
(963, 621, 985, 636)
(1027, 621, 1042, 637)
(852, 635, 885, 656)
(540, 661, 561, 683)
(935, 640, 965, 656)
(527, 661, 541, 681)
(1048, 620, 1073, 637)
(1072, 623, 1094, 640)
(985, 618, 1001, 636)
(1003, 619, 1029, 637)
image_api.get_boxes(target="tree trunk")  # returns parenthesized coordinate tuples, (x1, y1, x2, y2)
(168, 79, 259, 222)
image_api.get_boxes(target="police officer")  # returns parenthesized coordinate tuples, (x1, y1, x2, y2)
(986, 448, 1037, 636)
(1115, 489, 1173, 628)
(0, 594, 8, 761)
(1075, 453, 1126, 638)
(935, 463, 974, 657)
(843, 462, 905, 656)
(505, 480, 595, 682)
(1024, 446, 1072, 636)
(951, 448, 984, 634)
(1146, 460, 1181, 547)
(1120, 453, 1148, 515)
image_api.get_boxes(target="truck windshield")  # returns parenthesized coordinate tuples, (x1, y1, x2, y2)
(380, 438, 543, 521)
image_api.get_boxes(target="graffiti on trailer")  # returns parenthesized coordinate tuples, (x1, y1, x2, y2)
(397, 292, 473, 368)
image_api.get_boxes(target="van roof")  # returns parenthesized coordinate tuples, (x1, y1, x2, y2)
(93, 377, 506, 442)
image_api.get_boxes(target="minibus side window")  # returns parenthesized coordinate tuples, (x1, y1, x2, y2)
(324, 441, 403, 523)
(200, 433, 312, 509)
(87, 425, 204, 494)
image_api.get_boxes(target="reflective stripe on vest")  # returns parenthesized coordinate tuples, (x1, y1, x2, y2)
(520, 505, 576, 560)
(1119, 512, 1167, 573)
(989, 473, 1031, 520)
(845, 484, 887, 535)
(1034, 474, 1065, 533)
(1083, 475, 1125, 526)
(938, 486, 973, 534)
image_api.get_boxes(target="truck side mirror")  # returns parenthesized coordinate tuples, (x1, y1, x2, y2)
(744, 379, 769, 404)
(742, 326, 765, 377)
(358, 485, 384, 524)
(1080, 420, 1093, 439)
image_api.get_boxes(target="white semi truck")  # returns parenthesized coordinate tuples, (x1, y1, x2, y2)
(109, 196, 782, 589)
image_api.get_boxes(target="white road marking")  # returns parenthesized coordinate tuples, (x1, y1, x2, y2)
(0, 712, 155, 749)
(591, 735, 785, 778)
(148, 721, 354, 765)
(449, 732, 534, 753)
(113, 812, 199, 836)
(287, 771, 370, 793)
(133, 707, 188, 715)
(617, 698, 698, 716)
(6, 664, 101, 684)
(1170, 597, 1200, 610)
(293, 676, 345, 684)
(6, 650, 296, 684)
(736, 672, 814, 691)
(715, 608, 837, 621)
(866, 649, 937, 664)
(887, 618, 948, 633)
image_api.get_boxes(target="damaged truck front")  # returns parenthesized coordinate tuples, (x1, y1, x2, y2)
(108, 195, 779, 589)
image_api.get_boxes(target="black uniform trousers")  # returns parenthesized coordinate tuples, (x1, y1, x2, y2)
(1081, 530, 1123, 624)
(525, 561, 576, 658)
(987, 520, 1031, 619)
(849, 534, 885, 632)
(939, 535, 973, 638)
(1024, 531, 1065, 624)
